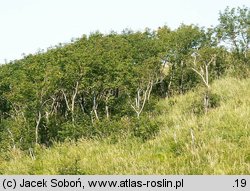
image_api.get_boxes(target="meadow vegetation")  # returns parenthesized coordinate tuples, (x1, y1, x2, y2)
(0, 6, 249, 174)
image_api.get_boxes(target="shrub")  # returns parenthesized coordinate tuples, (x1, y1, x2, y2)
(131, 116, 160, 141)
(190, 91, 220, 115)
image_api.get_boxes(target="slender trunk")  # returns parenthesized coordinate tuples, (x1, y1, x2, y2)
(93, 109, 99, 121)
(180, 61, 184, 94)
(90, 111, 94, 124)
(205, 64, 209, 114)
(167, 78, 172, 97)
(35, 111, 41, 144)
(167, 66, 174, 97)
(105, 95, 110, 120)
(192, 56, 216, 114)
(205, 65, 209, 88)
(71, 81, 79, 123)
(80, 102, 85, 113)
(62, 90, 70, 111)
(138, 87, 148, 118)
(147, 81, 153, 101)
(204, 91, 209, 114)
(105, 105, 109, 119)
(93, 94, 99, 121)
(131, 84, 150, 119)
(61, 81, 79, 122)
(136, 89, 140, 110)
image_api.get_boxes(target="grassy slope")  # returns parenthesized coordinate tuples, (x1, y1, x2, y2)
(0, 77, 249, 174)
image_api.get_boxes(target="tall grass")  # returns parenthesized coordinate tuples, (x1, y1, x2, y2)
(0, 77, 249, 174)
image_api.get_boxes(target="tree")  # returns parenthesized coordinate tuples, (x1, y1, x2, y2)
(190, 46, 227, 113)
(157, 25, 207, 95)
(191, 51, 216, 114)
(216, 6, 250, 59)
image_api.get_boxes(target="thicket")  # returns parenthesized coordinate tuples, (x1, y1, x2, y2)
(0, 6, 249, 153)
(1, 77, 249, 174)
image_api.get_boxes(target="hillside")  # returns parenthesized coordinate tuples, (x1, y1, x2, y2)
(0, 6, 249, 175)
(0, 77, 249, 174)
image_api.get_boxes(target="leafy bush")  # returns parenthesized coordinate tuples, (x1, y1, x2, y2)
(131, 116, 160, 141)
(190, 91, 220, 115)
(0, 118, 34, 152)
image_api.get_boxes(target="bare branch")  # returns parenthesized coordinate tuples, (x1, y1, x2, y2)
(191, 68, 209, 87)
(62, 90, 70, 111)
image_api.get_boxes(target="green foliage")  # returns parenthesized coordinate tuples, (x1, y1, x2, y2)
(217, 6, 250, 54)
(0, 117, 34, 151)
(190, 90, 221, 115)
(131, 116, 160, 141)
(216, 6, 250, 71)
(0, 5, 249, 174)
(0, 77, 249, 174)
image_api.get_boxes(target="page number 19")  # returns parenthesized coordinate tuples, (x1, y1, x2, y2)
(234, 179, 247, 188)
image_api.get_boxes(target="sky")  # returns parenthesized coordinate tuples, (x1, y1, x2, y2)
(0, 0, 250, 63)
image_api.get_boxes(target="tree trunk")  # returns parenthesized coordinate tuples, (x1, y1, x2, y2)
(105, 104, 109, 119)
(180, 61, 184, 94)
(71, 81, 79, 123)
(92, 94, 99, 121)
(35, 111, 41, 144)
(204, 91, 209, 114)
(131, 83, 150, 119)
(105, 95, 110, 120)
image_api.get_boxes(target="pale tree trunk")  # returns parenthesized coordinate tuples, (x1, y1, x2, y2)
(105, 104, 109, 119)
(147, 81, 154, 101)
(180, 61, 184, 94)
(35, 111, 41, 144)
(204, 91, 209, 114)
(62, 81, 79, 123)
(90, 111, 94, 124)
(192, 55, 216, 114)
(167, 65, 175, 97)
(192, 66, 209, 114)
(71, 81, 79, 123)
(92, 94, 99, 121)
(35, 97, 53, 144)
(104, 90, 113, 120)
(105, 95, 110, 120)
(130, 81, 152, 119)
